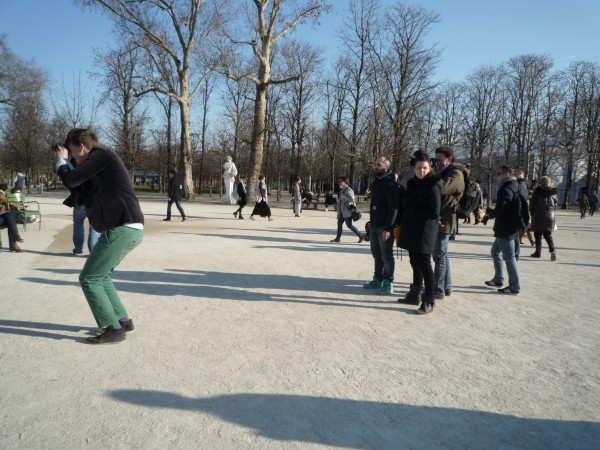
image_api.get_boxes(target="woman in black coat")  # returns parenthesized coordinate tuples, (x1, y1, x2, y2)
(397, 150, 442, 314)
(233, 175, 248, 219)
(530, 176, 557, 260)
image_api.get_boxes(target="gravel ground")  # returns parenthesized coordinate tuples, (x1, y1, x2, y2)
(1, 192, 599, 449)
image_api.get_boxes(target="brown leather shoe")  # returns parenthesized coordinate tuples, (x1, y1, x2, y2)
(10, 243, 23, 252)
(14, 234, 23, 243)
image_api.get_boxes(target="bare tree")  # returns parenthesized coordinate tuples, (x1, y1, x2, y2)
(504, 54, 553, 169)
(0, 37, 45, 108)
(338, 0, 377, 185)
(281, 39, 322, 185)
(369, 3, 440, 166)
(222, 0, 329, 194)
(95, 45, 148, 176)
(462, 64, 506, 197)
(78, 0, 225, 199)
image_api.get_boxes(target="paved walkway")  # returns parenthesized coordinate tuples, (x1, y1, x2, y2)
(1, 193, 599, 449)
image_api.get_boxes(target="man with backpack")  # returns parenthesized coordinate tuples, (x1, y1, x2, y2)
(432, 146, 464, 301)
(483, 165, 522, 295)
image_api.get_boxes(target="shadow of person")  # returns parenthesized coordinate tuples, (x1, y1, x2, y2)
(109, 390, 599, 448)
(0, 320, 91, 342)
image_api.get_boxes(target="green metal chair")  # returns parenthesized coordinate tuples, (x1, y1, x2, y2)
(7, 193, 42, 231)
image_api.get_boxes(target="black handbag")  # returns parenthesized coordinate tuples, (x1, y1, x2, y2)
(348, 203, 362, 222)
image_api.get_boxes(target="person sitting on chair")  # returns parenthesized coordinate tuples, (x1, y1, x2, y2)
(0, 183, 24, 252)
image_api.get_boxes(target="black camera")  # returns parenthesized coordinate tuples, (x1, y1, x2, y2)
(50, 143, 65, 152)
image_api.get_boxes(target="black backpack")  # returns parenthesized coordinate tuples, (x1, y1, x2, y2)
(456, 166, 479, 219)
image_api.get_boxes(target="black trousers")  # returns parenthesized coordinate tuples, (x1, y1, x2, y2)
(0, 211, 19, 244)
(408, 250, 435, 299)
(534, 231, 555, 253)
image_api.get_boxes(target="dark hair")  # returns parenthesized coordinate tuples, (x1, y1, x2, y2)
(412, 150, 431, 164)
(434, 145, 455, 162)
(258, 174, 265, 180)
(64, 128, 98, 150)
(169, 169, 176, 175)
(498, 165, 513, 176)
(339, 176, 348, 183)
(0, 183, 8, 191)
(294, 177, 300, 183)
(241, 175, 248, 180)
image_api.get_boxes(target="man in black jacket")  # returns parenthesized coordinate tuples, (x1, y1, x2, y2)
(484, 165, 522, 295)
(164, 169, 186, 221)
(56, 128, 144, 344)
(363, 156, 399, 295)
(513, 167, 531, 258)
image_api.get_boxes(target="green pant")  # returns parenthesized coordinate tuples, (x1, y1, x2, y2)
(79, 226, 143, 327)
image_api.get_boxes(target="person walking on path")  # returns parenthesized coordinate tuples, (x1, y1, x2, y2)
(0, 183, 24, 252)
(330, 176, 365, 243)
(578, 193, 590, 219)
(513, 167, 531, 259)
(362, 156, 399, 296)
(56, 128, 144, 344)
(432, 146, 464, 300)
(164, 169, 186, 221)
(397, 151, 442, 314)
(249, 174, 273, 221)
(529, 176, 558, 261)
(590, 191, 599, 216)
(233, 175, 248, 219)
(292, 178, 302, 217)
(484, 165, 522, 295)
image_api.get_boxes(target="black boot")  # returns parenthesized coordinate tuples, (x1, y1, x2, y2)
(416, 296, 435, 314)
(398, 284, 423, 305)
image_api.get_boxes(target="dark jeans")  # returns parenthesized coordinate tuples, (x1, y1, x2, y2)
(369, 224, 395, 281)
(167, 199, 185, 219)
(580, 206, 587, 218)
(0, 211, 19, 244)
(534, 231, 555, 253)
(336, 215, 361, 239)
(409, 251, 434, 298)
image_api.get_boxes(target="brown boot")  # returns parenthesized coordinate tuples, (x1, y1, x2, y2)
(10, 243, 23, 253)
(14, 233, 23, 243)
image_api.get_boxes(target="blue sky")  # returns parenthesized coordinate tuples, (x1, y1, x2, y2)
(1, 0, 598, 97)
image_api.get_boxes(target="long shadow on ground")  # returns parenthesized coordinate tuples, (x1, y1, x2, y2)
(108, 390, 600, 449)
(22, 269, 422, 313)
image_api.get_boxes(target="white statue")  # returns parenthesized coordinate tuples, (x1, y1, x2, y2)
(221, 156, 238, 204)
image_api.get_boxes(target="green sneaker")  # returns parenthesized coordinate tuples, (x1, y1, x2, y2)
(363, 278, 383, 289)
(379, 279, 393, 295)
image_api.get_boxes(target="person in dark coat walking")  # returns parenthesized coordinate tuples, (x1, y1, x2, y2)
(530, 176, 558, 260)
(513, 167, 531, 259)
(484, 165, 522, 295)
(233, 175, 248, 219)
(164, 169, 186, 221)
(397, 151, 442, 314)
(578, 193, 589, 219)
